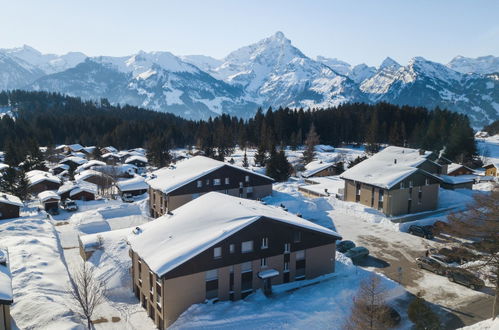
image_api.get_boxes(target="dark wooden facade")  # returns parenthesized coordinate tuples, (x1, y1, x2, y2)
(28, 180, 61, 195)
(0, 202, 20, 220)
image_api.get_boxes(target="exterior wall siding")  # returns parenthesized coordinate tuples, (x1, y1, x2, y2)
(0, 203, 20, 220)
(28, 180, 61, 195)
(0, 304, 11, 330)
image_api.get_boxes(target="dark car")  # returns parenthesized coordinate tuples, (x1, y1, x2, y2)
(446, 268, 484, 290)
(337, 240, 356, 253)
(416, 256, 448, 275)
(408, 225, 434, 239)
(344, 247, 369, 260)
(62, 200, 78, 212)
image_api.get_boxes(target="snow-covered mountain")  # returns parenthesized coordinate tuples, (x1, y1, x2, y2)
(361, 56, 499, 126)
(0, 33, 498, 126)
(447, 55, 499, 75)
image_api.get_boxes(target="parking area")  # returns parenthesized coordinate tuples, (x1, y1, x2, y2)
(329, 208, 495, 329)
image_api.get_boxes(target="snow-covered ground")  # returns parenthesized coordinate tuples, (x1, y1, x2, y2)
(477, 134, 499, 165)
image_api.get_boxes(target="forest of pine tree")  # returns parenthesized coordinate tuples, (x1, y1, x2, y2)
(0, 90, 481, 167)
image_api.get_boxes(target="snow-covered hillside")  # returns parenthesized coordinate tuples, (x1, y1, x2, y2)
(0, 33, 498, 125)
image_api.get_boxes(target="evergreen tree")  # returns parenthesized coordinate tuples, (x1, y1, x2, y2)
(302, 124, 319, 164)
(146, 137, 171, 168)
(366, 110, 380, 154)
(242, 151, 249, 168)
(0, 167, 17, 194)
(348, 155, 368, 169)
(254, 144, 267, 167)
(407, 294, 441, 330)
(91, 147, 102, 160)
(266, 147, 292, 182)
(14, 170, 30, 202)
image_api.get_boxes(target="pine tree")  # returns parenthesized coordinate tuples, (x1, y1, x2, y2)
(302, 124, 319, 164)
(254, 144, 267, 167)
(15, 170, 30, 202)
(407, 294, 441, 330)
(266, 147, 292, 182)
(0, 167, 17, 194)
(365, 110, 380, 154)
(242, 151, 249, 168)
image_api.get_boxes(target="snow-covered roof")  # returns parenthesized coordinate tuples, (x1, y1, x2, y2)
(74, 169, 104, 182)
(69, 185, 97, 197)
(484, 162, 499, 169)
(67, 144, 84, 152)
(447, 163, 473, 174)
(124, 155, 148, 164)
(75, 160, 106, 173)
(52, 163, 70, 171)
(38, 190, 60, 202)
(0, 248, 13, 303)
(439, 175, 476, 185)
(60, 156, 87, 165)
(128, 192, 340, 277)
(26, 170, 61, 186)
(57, 182, 77, 195)
(116, 176, 148, 192)
(340, 146, 436, 189)
(0, 163, 9, 171)
(101, 146, 118, 153)
(302, 160, 335, 178)
(82, 146, 96, 154)
(299, 177, 345, 196)
(102, 152, 120, 159)
(148, 156, 273, 194)
(0, 193, 22, 207)
(258, 269, 279, 279)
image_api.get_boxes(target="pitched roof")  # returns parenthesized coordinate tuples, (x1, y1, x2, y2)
(74, 169, 104, 182)
(447, 163, 474, 174)
(75, 160, 106, 173)
(125, 155, 148, 164)
(26, 170, 61, 186)
(439, 174, 476, 185)
(147, 156, 273, 194)
(60, 156, 87, 165)
(484, 162, 499, 169)
(67, 144, 84, 152)
(340, 146, 436, 189)
(129, 192, 340, 277)
(302, 161, 335, 178)
(0, 193, 22, 207)
(116, 176, 148, 192)
(38, 190, 60, 202)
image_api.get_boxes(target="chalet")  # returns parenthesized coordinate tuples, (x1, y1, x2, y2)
(439, 175, 474, 190)
(57, 182, 78, 201)
(51, 164, 70, 176)
(298, 177, 345, 199)
(0, 164, 8, 174)
(447, 163, 474, 176)
(340, 147, 441, 216)
(102, 153, 121, 165)
(56, 144, 84, 155)
(116, 176, 148, 196)
(60, 156, 87, 171)
(0, 248, 13, 330)
(124, 155, 148, 169)
(0, 194, 22, 220)
(26, 170, 61, 195)
(129, 192, 341, 329)
(69, 185, 96, 201)
(38, 191, 60, 212)
(75, 169, 112, 187)
(100, 146, 118, 155)
(484, 163, 499, 177)
(301, 161, 341, 178)
(147, 156, 274, 218)
(75, 160, 106, 173)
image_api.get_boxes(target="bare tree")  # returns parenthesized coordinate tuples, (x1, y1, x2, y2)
(446, 185, 499, 319)
(344, 274, 391, 330)
(67, 262, 106, 329)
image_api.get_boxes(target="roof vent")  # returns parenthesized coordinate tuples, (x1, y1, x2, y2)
(394, 159, 397, 164)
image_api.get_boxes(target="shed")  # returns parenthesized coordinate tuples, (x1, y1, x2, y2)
(116, 176, 148, 196)
(0, 194, 22, 220)
(38, 191, 60, 212)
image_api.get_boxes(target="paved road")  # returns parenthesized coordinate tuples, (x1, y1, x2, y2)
(329, 209, 495, 329)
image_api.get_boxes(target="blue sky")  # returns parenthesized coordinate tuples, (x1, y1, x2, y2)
(1, 0, 498, 66)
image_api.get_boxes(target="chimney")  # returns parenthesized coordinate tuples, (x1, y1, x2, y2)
(394, 159, 397, 164)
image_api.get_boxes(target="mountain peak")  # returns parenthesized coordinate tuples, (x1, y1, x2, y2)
(379, 57, 400, 70)
(272, 31, 286, 40)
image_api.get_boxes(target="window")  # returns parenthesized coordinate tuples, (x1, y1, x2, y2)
(284, 261, 289, 272)
(192, 193, 200, 199)
(295, 250, 305, 261)
(378, 190, 384, 210)
(355, 183, 361, 202)
(245, 175, 250, 182)
(225, 177, 230, 185)
(261, 237, 268, 249)
(213, 178, 221, 186)
(293, 231, 302, 243)
(284, 243, 291, 253)
(242, 240, 253, 253)
(241, 261, 252, 273)
(206, 269, 218, 281)
(239, 182, 243, 188)
(425, 178, 429, 186)
(400, 182, 405, 189)
(138, 259, 142, 282)
(295, 250, 306, 280)
(246, 186, 253, 193)
(197, 180, 202, 188)
(206, 179, 210, 185)
(260, 258, 267, 268)
(229, 243, 235, 254)
(149, 272, 154, 293)
(418, 188, 423, 204)
(409, 180, 413, 188)
(213, 247, 222, 259)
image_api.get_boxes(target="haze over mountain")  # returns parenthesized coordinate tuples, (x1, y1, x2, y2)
(0, 32, 497, 126)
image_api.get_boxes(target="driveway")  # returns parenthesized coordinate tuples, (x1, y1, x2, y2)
(329, 208, 495, 329)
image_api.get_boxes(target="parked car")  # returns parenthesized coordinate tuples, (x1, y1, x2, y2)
(408, 225, 434, 239)
(344, 247, 369, 260)
(121, 193, 134, 203)
(337, 240, 356, 253)
(416, 256, 449, 275)
(62, 200, 78, 212)
(446, 268, 484, 290)
(434, 247, 474, 264)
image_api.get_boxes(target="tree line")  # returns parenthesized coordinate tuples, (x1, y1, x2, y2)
(0, 90, 480, 167)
